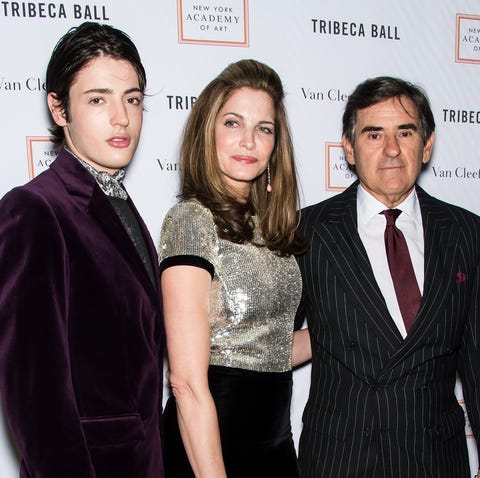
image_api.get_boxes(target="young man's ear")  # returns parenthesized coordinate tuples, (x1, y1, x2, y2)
(47, 93, 68, 127)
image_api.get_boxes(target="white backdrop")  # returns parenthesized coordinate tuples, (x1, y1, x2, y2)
(1, 1, 479, 476)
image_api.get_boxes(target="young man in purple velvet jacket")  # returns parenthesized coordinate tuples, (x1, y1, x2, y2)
(0, 22, 165, 477)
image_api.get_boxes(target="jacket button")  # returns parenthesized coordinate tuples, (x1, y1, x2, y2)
(347, 340, 357, 350)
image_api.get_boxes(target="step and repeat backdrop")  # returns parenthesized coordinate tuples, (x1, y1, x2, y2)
(1, 0, 479, 475)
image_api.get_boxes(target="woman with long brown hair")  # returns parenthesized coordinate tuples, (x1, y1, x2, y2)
(159, 59, 311, 478)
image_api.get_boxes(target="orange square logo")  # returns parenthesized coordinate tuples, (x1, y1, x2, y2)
(325, 142, 357, 191)
(26, 137, 57, 179)
(455, 13, 480, 64)
(177, 0, 249, 47)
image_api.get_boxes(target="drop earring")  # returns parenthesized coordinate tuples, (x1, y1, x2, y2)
(266, 164, 272, 193)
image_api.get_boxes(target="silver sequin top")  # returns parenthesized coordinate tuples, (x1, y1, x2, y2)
(159, 200, 302, 373)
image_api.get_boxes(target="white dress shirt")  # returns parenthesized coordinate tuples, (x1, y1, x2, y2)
(357, 185, 424, 338)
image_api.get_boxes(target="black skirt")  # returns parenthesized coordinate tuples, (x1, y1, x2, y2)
(163, 365, 299, 478)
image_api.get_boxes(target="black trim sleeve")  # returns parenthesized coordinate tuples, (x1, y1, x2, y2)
(159, 254, 214, 279)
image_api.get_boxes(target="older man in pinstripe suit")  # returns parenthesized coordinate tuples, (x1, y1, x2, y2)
(296, 76, 480, 478)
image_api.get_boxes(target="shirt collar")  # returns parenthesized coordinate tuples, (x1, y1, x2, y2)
(66, 148, 128, 200)
(357, 184, 420, 225)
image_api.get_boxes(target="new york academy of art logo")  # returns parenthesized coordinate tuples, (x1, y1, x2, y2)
(324, 142, 357, 191)
(456, 13, 480, 64)
(177, 0, 249, 47)
(26, 137, 57, 179)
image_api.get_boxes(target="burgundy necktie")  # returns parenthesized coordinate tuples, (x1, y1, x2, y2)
(381, 209, 421, 333)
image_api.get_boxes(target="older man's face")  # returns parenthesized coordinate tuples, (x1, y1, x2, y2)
(343, 95, 434, 208)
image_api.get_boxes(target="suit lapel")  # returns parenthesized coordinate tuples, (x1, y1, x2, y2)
(88, 188, 159, 302)
(310, 183, 404, 351)
(127, 195, 161, 294)
(50, 149, 158, 303)
(417, 187, 460, 324)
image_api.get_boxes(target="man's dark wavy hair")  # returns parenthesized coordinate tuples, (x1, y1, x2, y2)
(342, 76, 435, 145)
(46, 22, 146, 146)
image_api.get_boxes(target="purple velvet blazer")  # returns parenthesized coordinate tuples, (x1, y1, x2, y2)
(0, 149, 164, 477)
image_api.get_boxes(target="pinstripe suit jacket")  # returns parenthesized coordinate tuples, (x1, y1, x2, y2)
(295, 181, 480, 478)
